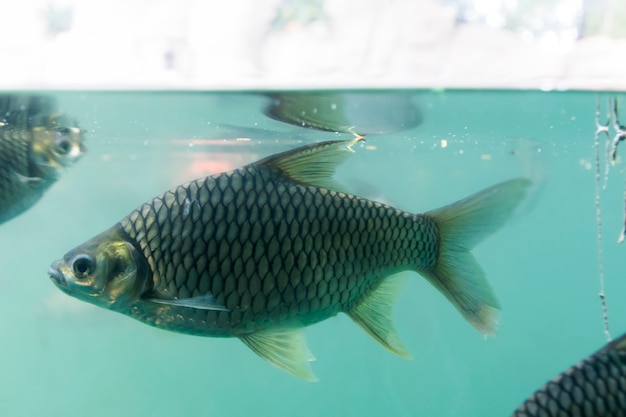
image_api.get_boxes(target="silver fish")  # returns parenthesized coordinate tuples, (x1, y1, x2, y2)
(49, 137, 529, 380)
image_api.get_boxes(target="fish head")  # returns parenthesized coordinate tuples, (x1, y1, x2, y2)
(30, 123, 86, 179)
(48, 228, 149, 309)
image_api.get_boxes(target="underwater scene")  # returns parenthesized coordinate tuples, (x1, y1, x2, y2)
(1, 90, 625, 417)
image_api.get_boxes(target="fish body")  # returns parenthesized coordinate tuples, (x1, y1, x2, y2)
(49, 138, 529, 379)
(512, 333, 626, 417)
(0, 95, 85, 224)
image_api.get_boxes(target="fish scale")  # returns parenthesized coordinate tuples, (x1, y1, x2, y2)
(0, 130, 33, 213)
(119, 162, 434, 334)
(512, 334, 626, 417)
(50, 138, 531, 380)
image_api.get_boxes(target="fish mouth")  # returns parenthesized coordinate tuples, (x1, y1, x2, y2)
(48, 262, 66, 286)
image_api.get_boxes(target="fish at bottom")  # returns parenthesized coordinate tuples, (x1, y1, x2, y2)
(49, 137, 530, 380)
(512, 333, 626, 416)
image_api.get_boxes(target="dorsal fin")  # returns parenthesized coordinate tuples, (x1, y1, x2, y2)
(0, 95, 59, 129)
(602, 332, 626, 354)
(256, 135, 364, 191)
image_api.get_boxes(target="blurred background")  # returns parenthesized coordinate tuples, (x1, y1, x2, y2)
(1, 0, 625, 91)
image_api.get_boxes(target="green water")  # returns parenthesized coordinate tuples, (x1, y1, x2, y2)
(1, 90, 624, 416)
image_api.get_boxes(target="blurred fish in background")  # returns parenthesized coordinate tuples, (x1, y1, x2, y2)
(264, 92, 422, 134)
(512, 332, 626, 416)
(0, 95, 85, 224)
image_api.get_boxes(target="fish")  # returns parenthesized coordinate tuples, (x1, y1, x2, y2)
(48, 137, 530, 380)
(512, 332, 626, 416)
(264, 92, 422, 134)
(0, 95, 85, 224)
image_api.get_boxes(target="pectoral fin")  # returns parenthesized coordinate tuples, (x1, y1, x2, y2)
(13, 171, 42, 185)
(240, 327, 317, 381)
(347, 275, 411, 359)
(147, 293, 229, 311)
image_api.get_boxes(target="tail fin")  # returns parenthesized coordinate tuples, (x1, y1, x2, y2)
(422, 179, 531, 335)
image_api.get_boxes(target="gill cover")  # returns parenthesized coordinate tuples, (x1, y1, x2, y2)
(50, 226, 149, 309)
(101, 240, 149, 306)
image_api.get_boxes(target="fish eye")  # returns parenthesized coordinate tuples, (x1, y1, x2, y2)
(55, 138, 72, 155)
(72, 255, 95, 279)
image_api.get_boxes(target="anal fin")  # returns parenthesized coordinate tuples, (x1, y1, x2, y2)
(240, 327, 317, 381)
(347, 275, 411, 359)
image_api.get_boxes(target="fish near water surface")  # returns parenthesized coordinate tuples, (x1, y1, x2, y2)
(0, 95, 85, 224)
(49, 137, 530, 380)
(264, 92, 422, 134)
